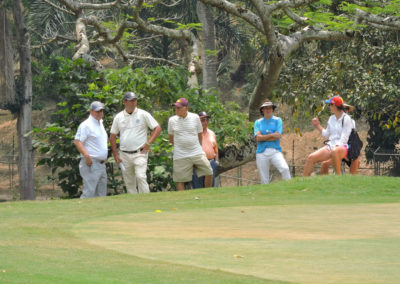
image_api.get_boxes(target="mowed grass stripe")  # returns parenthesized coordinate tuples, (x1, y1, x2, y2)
(73, 203, 400, 283)
(0, 175, 399, 283)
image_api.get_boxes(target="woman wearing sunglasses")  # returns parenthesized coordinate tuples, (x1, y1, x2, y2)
(303, 95, 352, 176)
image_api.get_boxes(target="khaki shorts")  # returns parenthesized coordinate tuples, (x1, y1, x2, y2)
(173, 154, 213, 182)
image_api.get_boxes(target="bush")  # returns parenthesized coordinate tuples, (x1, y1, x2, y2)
(33, 57, 252, 197)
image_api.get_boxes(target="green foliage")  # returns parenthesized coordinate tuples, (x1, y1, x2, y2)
(33, 57, 253, 196)
(277, 29, 400, 162)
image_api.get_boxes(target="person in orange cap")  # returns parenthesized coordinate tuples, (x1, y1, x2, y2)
(303, 95, 353, 176)
(320, 103, 360, 175)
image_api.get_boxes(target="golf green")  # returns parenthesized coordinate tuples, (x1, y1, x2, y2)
(74, 203, 400, 283)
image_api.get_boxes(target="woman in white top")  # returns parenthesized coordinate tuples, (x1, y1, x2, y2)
(320, 103, 360, 175)
(303, 96, 352, 176)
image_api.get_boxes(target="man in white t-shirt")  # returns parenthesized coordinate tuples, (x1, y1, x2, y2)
(168, 98, 213, 191)
(110, 92, 161, 194)
(74, 101, 108, 198)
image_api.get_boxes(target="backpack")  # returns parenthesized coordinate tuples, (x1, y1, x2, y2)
(343, 115, 363, 160)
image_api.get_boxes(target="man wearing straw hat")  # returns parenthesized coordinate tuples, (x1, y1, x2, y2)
(254, 99, 291, 184)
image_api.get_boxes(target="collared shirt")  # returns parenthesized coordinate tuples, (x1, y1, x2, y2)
(254, 115, 283, 153)
(322, 113, 352, 147)
(202, 128, 218, 160)
(168, 112, 204, 160)
(75, 115, 108, 160)
(110, 108, 159, 151)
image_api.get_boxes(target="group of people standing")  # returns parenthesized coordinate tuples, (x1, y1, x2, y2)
(74, 94, 218, 198)
(254, 95, 360, 184)
(74, 92, 360, 198)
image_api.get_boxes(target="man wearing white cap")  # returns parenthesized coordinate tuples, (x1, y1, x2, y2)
(74, 101, 108, 198)
(110, 92, 161, 194)
(254, 99, 291, 184)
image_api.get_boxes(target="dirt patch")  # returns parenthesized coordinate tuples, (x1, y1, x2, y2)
(220, 128, 372, 186)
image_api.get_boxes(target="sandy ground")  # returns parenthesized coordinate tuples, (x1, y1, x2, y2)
(220, 129, 371, 186)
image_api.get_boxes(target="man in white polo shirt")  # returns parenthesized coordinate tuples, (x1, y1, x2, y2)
(168, 98, 213, 191)
(74, 101, 108, 198)
(110, 92, 161, 194)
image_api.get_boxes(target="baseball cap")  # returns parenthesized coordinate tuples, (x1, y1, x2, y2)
(325, 95, 343, 107)
(123, 92, 137, 101)
(198, 111, 210, 118)
(89, 101, 104, 111)
(172, 98, 189, 107)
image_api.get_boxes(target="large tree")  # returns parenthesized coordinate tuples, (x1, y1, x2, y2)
(0, 1, 35, 200)
(31, 1, 400, 120)
(29, 0, 400, 175)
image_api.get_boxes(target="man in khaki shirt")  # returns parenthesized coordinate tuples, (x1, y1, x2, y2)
(110, 92, 161, 194)
(192, 111, 219, 188)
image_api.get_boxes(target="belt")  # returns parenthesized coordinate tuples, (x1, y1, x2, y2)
(88, 158, 105, 164)
(121, 148, 142, 154)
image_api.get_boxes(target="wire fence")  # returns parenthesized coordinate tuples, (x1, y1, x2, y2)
(0, 147, 392, 201)
(219, 162, 376, 187)
(0, 154, 61, 200)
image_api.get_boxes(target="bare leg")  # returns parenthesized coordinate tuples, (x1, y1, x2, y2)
(204, 175, 213, 188)
(176, 182, 185, 191)
(320, 159, 332, 175)
(331, 146, 347, 175)
(349, 157, 360, 175)
(303, 147, 331, 176)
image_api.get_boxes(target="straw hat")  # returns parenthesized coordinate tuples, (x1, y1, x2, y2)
(343, 103, 355, 112)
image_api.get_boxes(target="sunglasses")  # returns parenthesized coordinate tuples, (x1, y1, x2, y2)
(200, 118, 209, 121)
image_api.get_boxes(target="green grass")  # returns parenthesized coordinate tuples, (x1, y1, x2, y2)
(0, 175, 399, 283)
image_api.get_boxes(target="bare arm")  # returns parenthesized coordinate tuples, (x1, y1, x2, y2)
(74, 139, 92, 166)
(198, 133, 203, 146)
(141, 125, 162, 153)
(109, 133, 122, 163)
(312, 117, 324, 134)
(214, 133, 219, 164)
(169, 134, 174, 145)
(256, 131, 281, 142)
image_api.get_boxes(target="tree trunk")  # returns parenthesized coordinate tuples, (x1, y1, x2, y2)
(197, 1, 218, 93)
(248, 50, 284, 121)
(12, 0, 35, 200)
(0, 9, 16, 108)
(216, 137, 256, 175)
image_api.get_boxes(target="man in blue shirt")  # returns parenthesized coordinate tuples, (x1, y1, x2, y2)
(254, 100, 291, 184)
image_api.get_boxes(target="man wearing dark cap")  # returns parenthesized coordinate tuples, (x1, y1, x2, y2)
(74, 101, 108, 198)
(168, 98, 213, 191)
(110, 92, 161, 194)
(192, 111, 219, 188)
(254, 99, 291, 184)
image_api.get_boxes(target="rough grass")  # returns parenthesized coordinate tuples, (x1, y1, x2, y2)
(0, 175, 399, 283)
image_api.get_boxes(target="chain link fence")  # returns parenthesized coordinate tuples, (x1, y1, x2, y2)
(0, 147, 379, 201)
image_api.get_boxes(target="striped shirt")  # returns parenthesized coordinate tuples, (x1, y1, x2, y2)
(168, 112, 204, 160)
